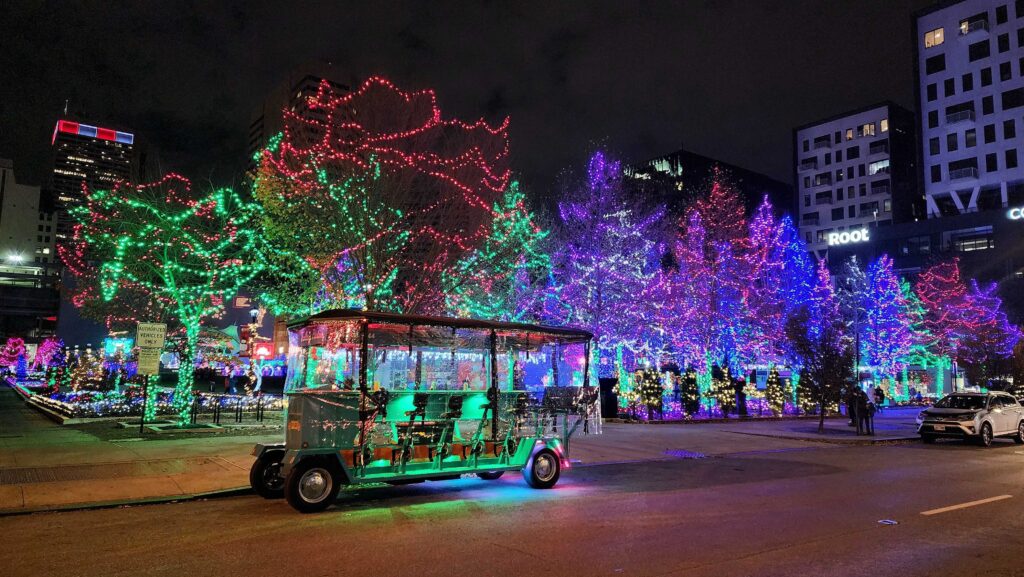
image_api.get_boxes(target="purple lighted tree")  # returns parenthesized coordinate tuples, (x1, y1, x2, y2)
(546, 151, 666, 389)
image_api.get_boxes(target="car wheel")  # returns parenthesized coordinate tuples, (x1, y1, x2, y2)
(477, 470, 504, 480)
(978, 422, 994, 447)
(249, 450, 286, 499)
(523, 448, 560, 489)
(921, 434, 936, 444)
(1015, 421, 1024, 445)
(285, 458, 342, 513)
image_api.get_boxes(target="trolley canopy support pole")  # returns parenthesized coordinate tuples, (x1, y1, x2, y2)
(490, 329, 498, 440)
(583, 340, 591, 388)
(359, 320, 369, 391)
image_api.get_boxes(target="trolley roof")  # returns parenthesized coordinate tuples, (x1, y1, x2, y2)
(287, 309, 593, 342)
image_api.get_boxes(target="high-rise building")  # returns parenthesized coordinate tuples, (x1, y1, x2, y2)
(50, 118, 135, 240)
(915, 0, 1024, 216)
(0, 158, 60, 339)
(625, 146, 794, 217)
(793, 102, 921, 260)
(247, 72, 350, 173)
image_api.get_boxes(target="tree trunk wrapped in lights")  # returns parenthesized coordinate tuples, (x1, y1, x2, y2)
(64, 175, 269, 425)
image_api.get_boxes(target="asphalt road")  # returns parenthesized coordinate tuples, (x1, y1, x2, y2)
(4, 438, 1024, 577)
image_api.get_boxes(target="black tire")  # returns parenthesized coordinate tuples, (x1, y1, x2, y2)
(921, 434, 936, 444)
(285, 458, 342, 513)
(523, 448, 560, 489)
(1015, 421, 1024, 444)
(978, 422, 994, 447)
(249, 450, 286, 499)
(477, 470, 504, 480)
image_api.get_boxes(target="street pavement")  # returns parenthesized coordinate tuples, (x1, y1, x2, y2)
(3, 428, 1023, 577)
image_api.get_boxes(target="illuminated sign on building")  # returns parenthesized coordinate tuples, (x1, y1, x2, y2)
(827, 228, 870, 246)
(52, 120, 134, 145)
(1008, 207, 1024, 220)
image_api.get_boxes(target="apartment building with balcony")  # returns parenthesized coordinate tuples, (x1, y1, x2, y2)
(793, 102, 921, 259)
(916, 0, 1024, 216)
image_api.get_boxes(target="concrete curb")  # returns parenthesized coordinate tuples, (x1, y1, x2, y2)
(724, 430, 921, 445)
(0, 486, 253, 517)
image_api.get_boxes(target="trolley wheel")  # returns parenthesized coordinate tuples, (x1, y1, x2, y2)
(249, 450, 286, 499)
(285, 458, 342, 513)
(523, 448, 560, 489)
(477, 470, 504, 480)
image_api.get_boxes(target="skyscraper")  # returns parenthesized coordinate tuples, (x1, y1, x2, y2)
(247, 72, 349, 173)
(915, 0, 1024, 216)
(50, 118, 135, 241)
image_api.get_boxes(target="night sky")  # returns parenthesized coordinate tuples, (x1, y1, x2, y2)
(1, 0, 935, 196)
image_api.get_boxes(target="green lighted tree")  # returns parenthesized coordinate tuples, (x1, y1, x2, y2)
(65, 174, 268, 424)
(442, 181, 551, 321)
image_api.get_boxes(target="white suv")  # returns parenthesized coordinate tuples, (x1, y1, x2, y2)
(917, 392, 1024, 446)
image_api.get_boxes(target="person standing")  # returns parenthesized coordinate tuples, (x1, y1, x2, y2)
(855, 389, 870, 435)
(846, 385, 859, 427)
(874, 386, 886, 413)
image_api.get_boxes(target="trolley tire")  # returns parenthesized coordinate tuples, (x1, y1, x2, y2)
(523, 448, 560, 489)
(285, 458, 342, 513)
(249, 450, 286, 499)
(477, 471, 504, 480)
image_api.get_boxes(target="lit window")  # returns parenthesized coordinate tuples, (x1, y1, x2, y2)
(924, 27, 944, 48)
(857, 123, 876, 137)
(880, 119, 889, 132)
(845, 129, 854, 140)
(868, 159, 890, 175)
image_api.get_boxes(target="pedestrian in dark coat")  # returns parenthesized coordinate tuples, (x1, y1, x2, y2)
(856, 390, 872, 435)
(854, 389, 870, 435)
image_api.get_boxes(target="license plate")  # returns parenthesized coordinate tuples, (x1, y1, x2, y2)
(933, 425, 945, 431)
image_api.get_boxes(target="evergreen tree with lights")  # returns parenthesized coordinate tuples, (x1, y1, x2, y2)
(764, 366, 785, 416)
(443, 181, 550, 321)
(634, 368, 664, 420)
(65, 175, 268, 424)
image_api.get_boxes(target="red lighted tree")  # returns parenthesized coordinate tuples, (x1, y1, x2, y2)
(253, 76, 511, 314)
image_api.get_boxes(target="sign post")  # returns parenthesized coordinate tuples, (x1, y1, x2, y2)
(136, 322, 168, 434)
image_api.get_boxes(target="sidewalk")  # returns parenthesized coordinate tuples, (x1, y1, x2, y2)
(0, 386, 278, 514)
